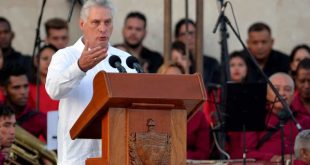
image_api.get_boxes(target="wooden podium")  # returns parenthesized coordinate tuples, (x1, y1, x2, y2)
(70, 71, 206, 165)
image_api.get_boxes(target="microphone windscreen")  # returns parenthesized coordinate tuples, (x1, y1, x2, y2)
(126, 56, 139, 69)
(109, 55, 122, 68)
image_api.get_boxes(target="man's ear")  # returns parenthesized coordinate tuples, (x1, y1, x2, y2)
(79, 19, 85, 30)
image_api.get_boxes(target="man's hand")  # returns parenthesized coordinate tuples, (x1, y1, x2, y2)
(78, 40, 108, 72)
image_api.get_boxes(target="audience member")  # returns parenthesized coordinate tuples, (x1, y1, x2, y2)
(157, 63, 185, 75)
(175, 18, 220, 86)
(0, 105, 16, 162)
(225, 51, 250, 158)
(289, 44, 310, 80)
(29, 45, 59, 114)
(157, 63, 210, 160)
(244, 22, 290, 82)
(291, 58, 310, 118)
(294, 129, 310, 165)
(0, 63, 47, 140)
(170, 41, 191, 74)
(0, 17, 32, 80)
(44, 18, 69, 49)
(245, 73, 310, 162)
(229, 51, 249, 82)
(114, 11, 163, 73)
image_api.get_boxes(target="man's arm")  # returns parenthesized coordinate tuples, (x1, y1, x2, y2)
(45, 49, 86, 100)
(45, 40, 108, 100)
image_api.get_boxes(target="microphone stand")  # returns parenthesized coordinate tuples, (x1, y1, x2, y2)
(67, 0, 83, 22)
(32, 0, 47, 112)
(67, 0, 78, 22)
(222, 14, 302, 165)
(280, 119, 285, 165)
(213, 0, 230, 159)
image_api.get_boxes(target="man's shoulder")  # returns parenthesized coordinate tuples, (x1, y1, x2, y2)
(141, 46, 162, 59)
(270, 49, 289, 59)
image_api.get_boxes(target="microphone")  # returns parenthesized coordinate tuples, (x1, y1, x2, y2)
(109, 55, 127, 73)
(212, 1, 229, 33)
(126, 56, 144, 73)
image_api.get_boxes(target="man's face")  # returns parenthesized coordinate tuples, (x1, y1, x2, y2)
(46, 28, 69, 49)
(267, 75, 294, 114)
(80, 6, 113, 49)
(176, 23, 196, 53)
(122, 17, 146, 48)
(0, 115, 16, 147)
(0, 22, 14, 49)
(4, 75, 29, 107)
(247, 30, 273, 61)
(39, 48, 55, 76)
(296, 68, 310, 101)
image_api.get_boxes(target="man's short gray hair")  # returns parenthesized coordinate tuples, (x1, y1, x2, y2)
(80, 0, 115, 21)
(294, 129, 310, 159)
(269, 72, 295, 94)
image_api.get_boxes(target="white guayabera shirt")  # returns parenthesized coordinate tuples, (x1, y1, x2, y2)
(46, 37, 135, 165)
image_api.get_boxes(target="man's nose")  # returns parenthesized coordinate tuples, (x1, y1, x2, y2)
(98, 23, 106, 33)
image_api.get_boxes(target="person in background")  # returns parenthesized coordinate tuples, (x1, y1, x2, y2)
(0, 17, 32, 80)
(170, 41, 191, 74)
(114, 11, 163, 73)
(0, 105, 16, 163)
(294, 129, 310, 165)
(157, 63, 185, 75)
(245, 73, 310, 162)
(244, 22, 290, 82)
(229, 51, 249, 82)
(29, 45, 59, 114)
(157, 62, 211, 160)
(0, 62, 47, 140)
(44, 18, 69, 49)
(224, 51, 250, 158)
(289, 44, 310, 81)
(291, 58, 310, 118)
(174, 18, 220, 86)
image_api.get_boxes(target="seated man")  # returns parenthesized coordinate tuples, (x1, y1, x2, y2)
(294, 129, 310, 165)
(0, 105, 16, 163)
(114, 11, 163, 73)
(0, 62, 46, 140)
(243, 22, 290, 82)
(245, 73, 310, 161)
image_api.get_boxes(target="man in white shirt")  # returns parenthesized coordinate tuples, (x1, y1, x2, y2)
(45, 0, 135, 164)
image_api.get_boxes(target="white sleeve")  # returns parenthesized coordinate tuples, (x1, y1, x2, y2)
(45, 49, 85, 100)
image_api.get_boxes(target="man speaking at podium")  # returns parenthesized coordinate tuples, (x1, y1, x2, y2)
(45, 0, 135, 164)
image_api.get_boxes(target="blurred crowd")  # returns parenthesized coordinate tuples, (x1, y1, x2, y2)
(0, 7, 310, 165)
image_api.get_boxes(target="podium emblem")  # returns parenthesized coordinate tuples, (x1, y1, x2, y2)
(129, 119, 171, 165)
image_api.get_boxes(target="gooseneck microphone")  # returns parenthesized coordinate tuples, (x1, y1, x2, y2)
(126, 56, 144, 73)
(109, 55, 127, 73)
